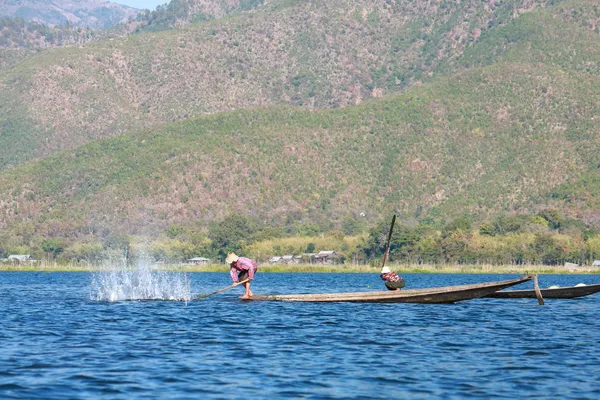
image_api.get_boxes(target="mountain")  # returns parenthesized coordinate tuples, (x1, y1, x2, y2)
(0, 0, 140, 29)
(0, 0, 599, 242)
(0, 0, 571, 169)
(0, 60, 598, 240)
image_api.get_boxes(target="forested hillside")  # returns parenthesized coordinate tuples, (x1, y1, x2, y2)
(0, 1, 257, 69)
(0, 0, 599, 263)
(0, 17, 100, 50)
(0, 0, 574, 168)
(1, 60, 598, 236)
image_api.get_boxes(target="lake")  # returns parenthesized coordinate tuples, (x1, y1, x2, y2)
(1, 271, 599, 399)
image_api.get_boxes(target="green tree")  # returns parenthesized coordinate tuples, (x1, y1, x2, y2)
(63, 242, 103, 262)
(440, 231, 469, 263)
(390, 227, 422, 262)
(586, 235, 600, 265)
(253, 226, 285, 242)
(479, 222, 494, 236)
(417, 236, 443, 264)
(538, 209, 564, 230)
(103, 233, 130, 251)
(443, 216, 472, 235)
(41, 238, 64, 258)
(209, 214, 257, 257)
(531, 233, 564, 265)
(363, 219, 393, 260)
(342, 217, 363, 236)
(480, 214, 525, 236)
(364, 220, 422, 263)
(529, 216, 549, 228)
(294, 222, 321, 236)
(166, 225, 186, 239)
(330, 230, 345, 241)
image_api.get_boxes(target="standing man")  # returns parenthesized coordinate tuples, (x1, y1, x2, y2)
(226, 252, 258, 299)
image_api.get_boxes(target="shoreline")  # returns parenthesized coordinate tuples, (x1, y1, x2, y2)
(1, 263, 598, 274)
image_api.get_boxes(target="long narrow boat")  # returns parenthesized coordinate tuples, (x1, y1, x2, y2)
(487, 283, 600, 299)
(248, 275, 534, 303)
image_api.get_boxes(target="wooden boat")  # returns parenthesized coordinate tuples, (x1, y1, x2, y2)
(487, 283, 600, 299)
(248, 275, 534, 304)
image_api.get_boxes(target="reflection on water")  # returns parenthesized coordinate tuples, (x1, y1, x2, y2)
(89, 257, 191, 302)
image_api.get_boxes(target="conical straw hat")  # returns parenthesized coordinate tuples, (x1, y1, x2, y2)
(226, 252, 239, 264)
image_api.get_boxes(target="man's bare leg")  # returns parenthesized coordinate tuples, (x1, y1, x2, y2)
(240, 281, 253, 298)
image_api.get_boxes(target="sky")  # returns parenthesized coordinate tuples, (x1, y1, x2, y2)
(111, 0, 169, 11)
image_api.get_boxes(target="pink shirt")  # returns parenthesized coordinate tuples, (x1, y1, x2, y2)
(230, 257, 258, 282)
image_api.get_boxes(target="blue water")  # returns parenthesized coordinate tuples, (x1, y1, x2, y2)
(1, 272, 600, 399)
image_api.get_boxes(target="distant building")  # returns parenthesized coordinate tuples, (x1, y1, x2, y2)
(7, 255, 36, 264)
(281, 255, 302, 265)
(564, 262, 578, 271)
(188, 257, 211, 266)
(301, 253, 317, 264)
(593, 260, 600, 267)
(315, 250, 338, 265)
(269, 255, 302, 265)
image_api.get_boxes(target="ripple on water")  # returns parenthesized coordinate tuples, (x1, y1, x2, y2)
(1, 272, 600, 399)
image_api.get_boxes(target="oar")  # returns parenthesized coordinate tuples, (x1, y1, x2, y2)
(533, 274, 544, 305)
(195, 279, 250, 300)
(381, 214, 396, 269)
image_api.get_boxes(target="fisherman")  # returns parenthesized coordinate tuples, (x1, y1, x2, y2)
(226, 252, 258, 299)
(380, 265, 405, 291)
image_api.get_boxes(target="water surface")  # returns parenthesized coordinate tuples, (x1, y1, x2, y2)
(1, 272, 599, 399)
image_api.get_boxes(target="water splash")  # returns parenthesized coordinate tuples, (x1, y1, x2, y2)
(90, 257, 192, 302)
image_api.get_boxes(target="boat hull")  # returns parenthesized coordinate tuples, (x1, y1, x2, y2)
(249, 276, 533, 303)
(487, 283, 600, 299)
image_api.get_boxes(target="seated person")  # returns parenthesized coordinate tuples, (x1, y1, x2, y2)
(380, 266, 405, 291)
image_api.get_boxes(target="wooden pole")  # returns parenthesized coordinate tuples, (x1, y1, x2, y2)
(533, 274, 544, 305)
(195, 279, 250, 300)
(381, 215, 397, 269)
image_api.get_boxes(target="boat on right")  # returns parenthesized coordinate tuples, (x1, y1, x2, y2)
(487, 283, 600, 299)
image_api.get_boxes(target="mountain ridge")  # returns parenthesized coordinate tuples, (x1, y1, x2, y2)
(0, 0, 140, 29)
(0, 0, 599, 245)
(0, 0, 570, 169)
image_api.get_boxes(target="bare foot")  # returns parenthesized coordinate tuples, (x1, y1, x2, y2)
(240, 294, 251, 299)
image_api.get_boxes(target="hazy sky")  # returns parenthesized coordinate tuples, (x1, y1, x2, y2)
(111, 0, 169, 11)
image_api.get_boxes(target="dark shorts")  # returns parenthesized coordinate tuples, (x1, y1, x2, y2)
(238, 271, 250, 282)
(385, 280, 406, 291)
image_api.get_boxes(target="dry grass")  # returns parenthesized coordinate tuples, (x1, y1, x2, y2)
(392, 263, 598, 274)
(4, 262, 598, 274)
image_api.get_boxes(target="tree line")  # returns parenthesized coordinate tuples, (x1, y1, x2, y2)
(1, 210, 599, 266)
(363, 210, 599, 266)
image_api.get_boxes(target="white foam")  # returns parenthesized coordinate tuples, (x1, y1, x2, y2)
(89, 256, 191, 302)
